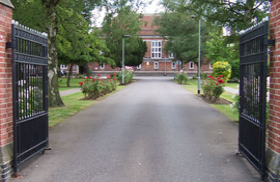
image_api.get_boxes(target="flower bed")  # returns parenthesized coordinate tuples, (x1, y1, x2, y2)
(79, 73, 118, 99)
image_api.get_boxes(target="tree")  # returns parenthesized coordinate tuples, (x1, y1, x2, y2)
(206, 31, 236, 62)
(125, 37, 147, 67)
(153, 3, 217, 66)
(102, 0, 151, 68)
(12, 0, 103, 107)
(184, 0, 270, 41)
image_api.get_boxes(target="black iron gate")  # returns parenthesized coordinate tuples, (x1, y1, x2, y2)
(10, 22, 48, 172)
(239, 20, 269, 180)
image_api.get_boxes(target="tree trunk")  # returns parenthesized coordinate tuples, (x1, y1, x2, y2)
(85, 63, 91, 77)
(67, 63, 74, 87)
(45, 1, 64, 107)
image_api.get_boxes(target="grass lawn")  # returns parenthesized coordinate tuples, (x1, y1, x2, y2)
(226, 82, 239, 89)
(58, 77, 84, 91)
(49, 85, 125, 128)
(182, 79, 239, 122)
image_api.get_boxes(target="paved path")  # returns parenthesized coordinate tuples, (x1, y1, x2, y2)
(224, 87, 239, 95)
(60, 88, 81, 96)
(10, 77, 260, 182)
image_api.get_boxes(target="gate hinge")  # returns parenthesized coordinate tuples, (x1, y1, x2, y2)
(6, 42, 15, 49)
(267, 39, 275, 46)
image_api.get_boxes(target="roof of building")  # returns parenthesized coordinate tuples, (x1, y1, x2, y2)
(139, 14, 161, 36)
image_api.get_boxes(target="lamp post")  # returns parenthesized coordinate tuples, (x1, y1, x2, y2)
(122, 35, 131, 85)
(164, 53, 167, 76)
(198, 19, 201, 94)
(191, 15, 201, 94)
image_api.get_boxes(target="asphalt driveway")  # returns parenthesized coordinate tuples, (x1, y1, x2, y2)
(9, 77, 260, 182)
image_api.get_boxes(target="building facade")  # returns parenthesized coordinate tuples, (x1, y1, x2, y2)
(61, 14, 213, 77)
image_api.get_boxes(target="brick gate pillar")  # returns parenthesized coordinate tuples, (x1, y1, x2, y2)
(0, 0, 13, 181)
(267, 0, 280, 181)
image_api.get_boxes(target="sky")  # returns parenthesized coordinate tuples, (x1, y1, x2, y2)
(91, 1, 164, 27)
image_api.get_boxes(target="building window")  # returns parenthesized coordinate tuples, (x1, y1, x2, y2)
(60, 64, 67, 69)
(189, 61, 194, 69)
(137, 64, 141, 69)
(154, 61, 159, 69)
(100, 63, 105, 69)
(171, 62, 176, 69)
(209, 62, 213, 69)
(151, 41, 162, 59)
(169, 52, 174, 58)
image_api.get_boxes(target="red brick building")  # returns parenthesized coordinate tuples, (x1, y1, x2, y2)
(61, 14, 213, 76)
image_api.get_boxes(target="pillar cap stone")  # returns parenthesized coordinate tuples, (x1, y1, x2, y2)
(0, 0, 14, 8)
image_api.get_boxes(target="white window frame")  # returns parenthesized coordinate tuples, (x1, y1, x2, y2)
(171, 62, 176, 69)
(169, 52, 174, 58)
(189, 61, 194, 69)
(151, 41, 162, 59)
(100, 63, 105, 69)
(60, 64, 67, 69)
(137, 64, 141, 69)
(209, 62, 213, 69)
(154, 61, 159, 69)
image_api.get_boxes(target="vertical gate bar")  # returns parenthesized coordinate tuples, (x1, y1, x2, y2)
(11, 23, 19, 173)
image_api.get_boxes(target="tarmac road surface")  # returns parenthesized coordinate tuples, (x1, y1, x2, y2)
(9, 77, 261, 182)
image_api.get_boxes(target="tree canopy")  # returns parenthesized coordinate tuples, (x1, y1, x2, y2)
(153, 2, 218, 65)
(102, 4, 148, 68)
(11, 0, 111, 107)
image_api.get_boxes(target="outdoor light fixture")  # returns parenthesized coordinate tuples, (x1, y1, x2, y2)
(191, 15, 201, 94)
(122, 35, 131, 85)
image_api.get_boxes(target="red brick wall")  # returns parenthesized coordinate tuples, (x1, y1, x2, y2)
(268, 0, 280, 154)
(0, 3, 13, 146)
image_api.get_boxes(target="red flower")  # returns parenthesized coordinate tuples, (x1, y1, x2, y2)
(107, 75, 111, 79)
(97, 74, 101, 77)
(216, 83, 219, 86)
(208, 75, 215, 81)
(113, 73, 116, 76)
(79, 82, 83, 86)
(219, 75, 223, 77)
(113, 78, 116, 81)
(92, 78, 96, 81)
(110, 80, 112, 82)
(86, 77, 88, 79)
(224, 77, 227, 80)
(89, 76, 92, 79)
(217, 77, 220, 80)
(84, 80, 86, 82)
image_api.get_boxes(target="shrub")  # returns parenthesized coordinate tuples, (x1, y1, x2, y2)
(212, 61, 231, 81)
(79, 75, 118, 99)
(117, 67, 134, 85)
(175, 72, 189, 84)
(201, 80, 212, 99)
(201, 75, 226, 102)
(229, 59, 239, 81)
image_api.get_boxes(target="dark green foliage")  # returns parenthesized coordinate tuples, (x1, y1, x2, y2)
(229, 59, 240, 81)
(185, 0, 270, 44)
(153, 3, 219, 65)
(126, 38, 147, 67)
(102, 6, 147, 68)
